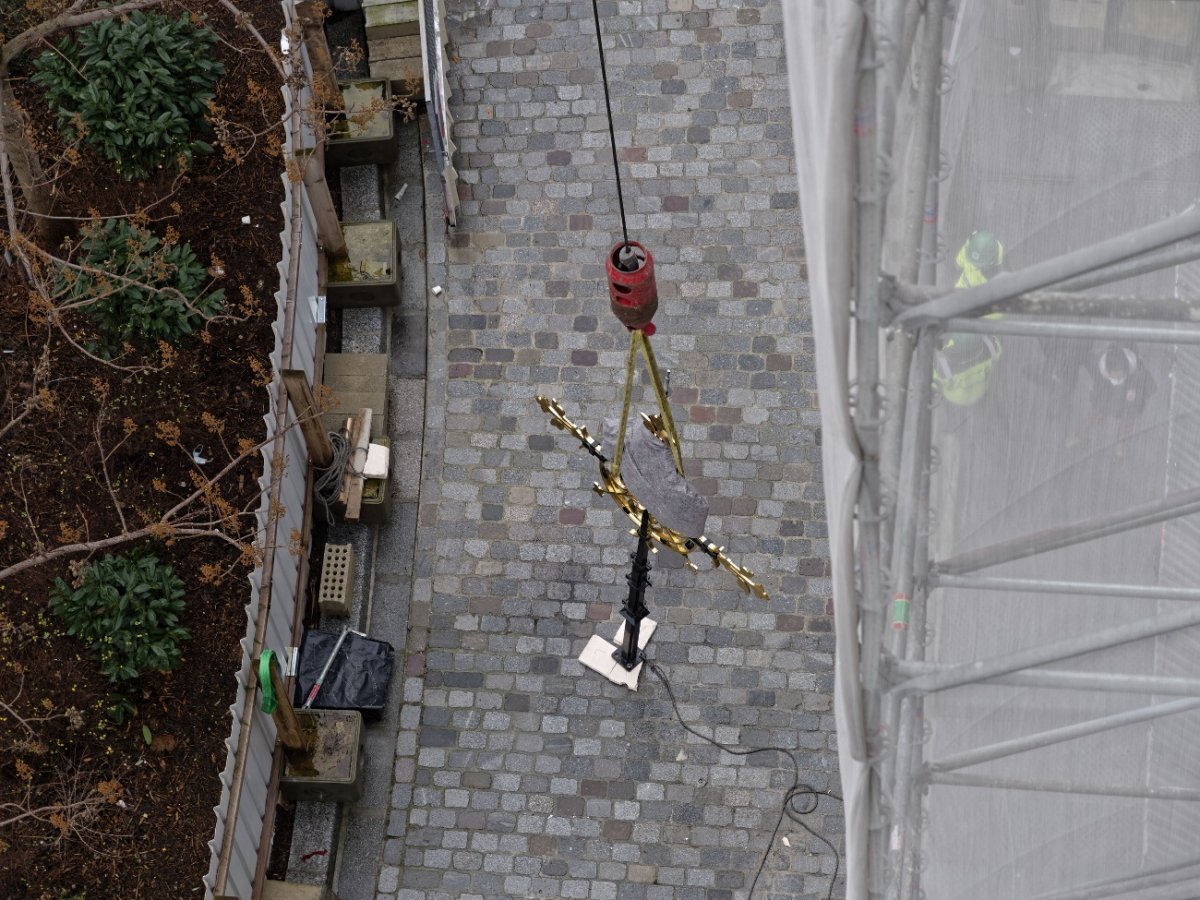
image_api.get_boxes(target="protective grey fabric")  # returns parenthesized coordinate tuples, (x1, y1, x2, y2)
(601, 417, 709, 539)
(787, 2, 1200, 897)
(782, 2, 868, 895)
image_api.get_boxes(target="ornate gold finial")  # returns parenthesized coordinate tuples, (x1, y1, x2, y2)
(536, 394, 769, 600)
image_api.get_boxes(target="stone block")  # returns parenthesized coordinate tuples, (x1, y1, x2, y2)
(324, 352, 390, 379)
(370, 35, 422, 61)
(364, 1, 420, 40)
(262, 881, 338, 899)
(318, 543, 355, 617)
(370, 57, 424, 89)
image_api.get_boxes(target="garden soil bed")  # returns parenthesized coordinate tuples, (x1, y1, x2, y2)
(0, 1, 288, 896)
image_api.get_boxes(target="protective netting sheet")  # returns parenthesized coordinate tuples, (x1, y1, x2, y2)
(786, 1, 1200, 897)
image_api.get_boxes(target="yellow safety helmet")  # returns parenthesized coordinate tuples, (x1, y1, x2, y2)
(955, 231, 1004, 288)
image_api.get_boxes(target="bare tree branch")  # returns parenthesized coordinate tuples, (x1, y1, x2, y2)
(0, 0, 167, 70)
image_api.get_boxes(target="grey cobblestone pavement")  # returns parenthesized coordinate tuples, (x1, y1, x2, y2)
(377, 1, 842, 897)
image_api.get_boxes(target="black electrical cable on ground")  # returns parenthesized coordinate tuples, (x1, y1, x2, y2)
(649, 662, 844, 900)
(590, 0, 631, 249)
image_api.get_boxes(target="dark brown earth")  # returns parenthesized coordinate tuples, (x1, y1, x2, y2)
(0, 1, 288, 896)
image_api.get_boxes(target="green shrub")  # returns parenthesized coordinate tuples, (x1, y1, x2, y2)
(32, 11, 224, 180)
(63, 218, 225, 356)
(49, 550, 190, 685)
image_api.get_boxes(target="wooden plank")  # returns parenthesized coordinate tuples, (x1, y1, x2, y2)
(252, 656, 306, 751)
(281, 370, 334, 467)
(296, 1, 340, 103)
(336, 415, 356, 506)
(297, 145, 347, 258)
(343, 407, 373, 523)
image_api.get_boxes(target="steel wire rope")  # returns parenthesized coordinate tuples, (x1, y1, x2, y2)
(313, 430, 353, 523)
(649, 662, 844, 900)
(590, 0, 631, 249)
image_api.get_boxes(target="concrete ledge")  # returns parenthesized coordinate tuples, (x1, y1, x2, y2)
(369, 57, 424, 88)
(370, 35, 421, 60)
(364, 1, 419, 40)
(263, 881, 338, 899)
(323, 352, 389, 377)
(322, 353, 389, 440)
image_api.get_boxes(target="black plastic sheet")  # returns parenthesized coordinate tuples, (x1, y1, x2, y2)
(294, 629, 394, 720)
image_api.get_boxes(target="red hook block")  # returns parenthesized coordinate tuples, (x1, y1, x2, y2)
(606, 240, 658, 334)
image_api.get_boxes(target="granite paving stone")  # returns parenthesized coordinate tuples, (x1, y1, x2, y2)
(376, 1, 841, 898)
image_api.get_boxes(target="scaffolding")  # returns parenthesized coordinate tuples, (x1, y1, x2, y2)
(785, 1, 1200, 897)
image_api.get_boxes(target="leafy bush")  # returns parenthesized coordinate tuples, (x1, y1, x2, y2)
(50, 550, 190, 685)
(32, 11, 224, 180)
(64, 218, 225, 356)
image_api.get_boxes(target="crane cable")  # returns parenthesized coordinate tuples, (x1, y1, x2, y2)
(590, 0, 631, 250)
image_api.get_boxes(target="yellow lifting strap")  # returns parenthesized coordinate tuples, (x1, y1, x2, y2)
(610, 328, 685, 481)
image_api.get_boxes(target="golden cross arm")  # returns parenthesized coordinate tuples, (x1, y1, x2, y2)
(537, 396, 769, 601)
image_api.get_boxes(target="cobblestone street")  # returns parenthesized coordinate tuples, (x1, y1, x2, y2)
(379, 1, 842, 897)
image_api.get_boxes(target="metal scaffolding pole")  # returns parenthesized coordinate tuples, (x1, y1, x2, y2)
(879, 0, 944, 792)
(897, 549, 931, 900)
(932, 573, 1200, 603)
(886, 329, 935, 659)
(890, 603, 1200, 696)
(1028, 854, 1200, 900)
(926, 771, 1200, 802)
(897, 341, 937, 900)
(925, 698, 1200, 774)
(891, 281, 1200, 322)
(852, 15, 889, 897)
(1053, 237, 1200, 293)
(893, 202, 1200, 326)
(891, 240, 1200, 310)
(878, 0, 941, 573)
(877, 10, 946, 880)
(883, 329, 936, 900)
(893, 660, 1200, 698)
(936, 483, 1200, 576)
(942, 315, 1200, 345)
(1005, 289, 1200, 321)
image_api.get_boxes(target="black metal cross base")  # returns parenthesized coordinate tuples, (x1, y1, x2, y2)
(613, 509, 653, 671)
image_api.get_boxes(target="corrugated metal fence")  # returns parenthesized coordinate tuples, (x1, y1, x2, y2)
(203, 3, 324, 896)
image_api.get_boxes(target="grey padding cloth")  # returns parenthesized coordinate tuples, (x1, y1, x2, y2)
(601, 417, 709, 538)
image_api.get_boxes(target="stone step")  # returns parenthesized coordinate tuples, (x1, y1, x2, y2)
(263, 882, 335, 900)
(322, 353, 388, 439)
(364, 1, 419, 40)
(370, 35, 422, 61)
(323, 352, 389, 378)
(369, 57, 424, 89)
(321, 393, 387, 440)
(324, 369, 387, 392)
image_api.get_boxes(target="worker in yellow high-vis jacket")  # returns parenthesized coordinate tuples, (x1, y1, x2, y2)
(934, 231, 1005, 406)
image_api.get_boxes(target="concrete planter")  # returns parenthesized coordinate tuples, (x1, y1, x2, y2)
(327, 221, 401, 308)
(280, 709, 365, 803)
(326, 80, 397, 168)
